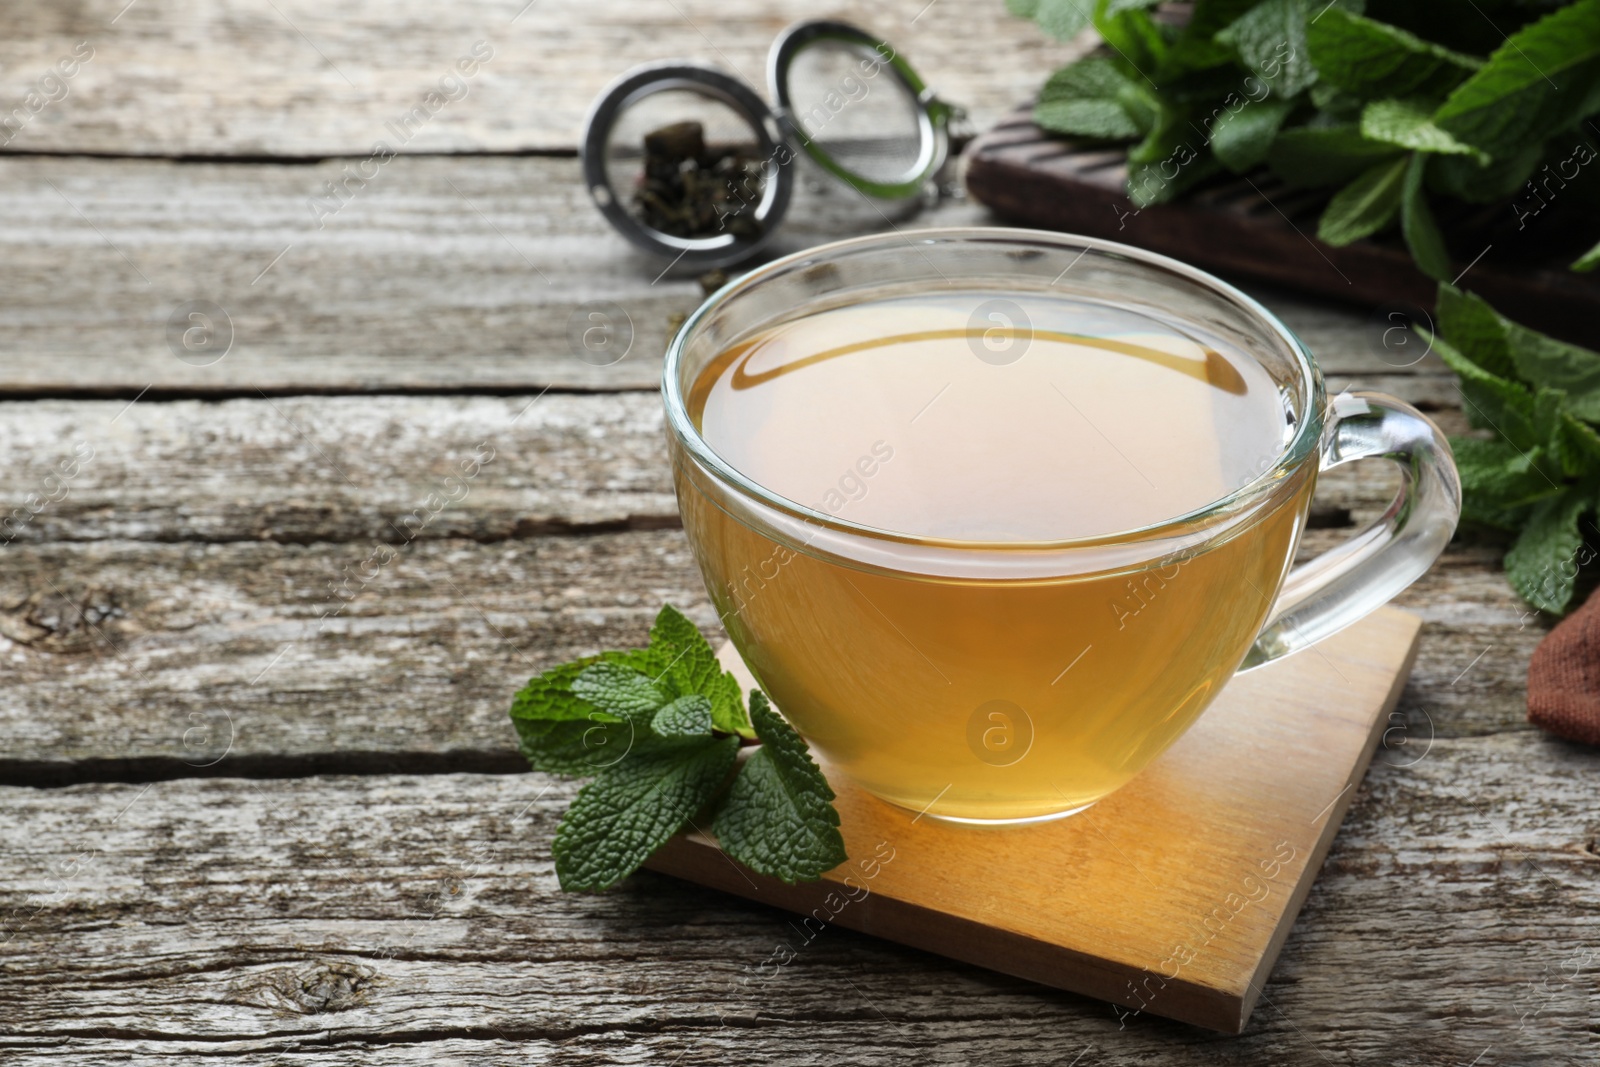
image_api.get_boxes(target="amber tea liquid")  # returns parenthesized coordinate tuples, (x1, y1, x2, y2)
(678, 292, 1314, 821)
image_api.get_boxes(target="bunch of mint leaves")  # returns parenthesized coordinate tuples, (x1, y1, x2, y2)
(508, 605, 847, 891)
(1431, 281, 1600, 613)
(1008, 0, 1600, 276)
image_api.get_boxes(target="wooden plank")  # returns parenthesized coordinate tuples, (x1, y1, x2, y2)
(0, 532, 703, 778)
(0, 399, 1511, 786)
(0, 155, 696, 394)
(0, 394, 677, 544)
(0, 0, 1087, 157)
(0, 156, 1460, 397)
(0, 395, 1464, 545)
(0, 535, 1542, 780)
(0, 730, 1594, 1062)
(646, 609, 1423, 1033)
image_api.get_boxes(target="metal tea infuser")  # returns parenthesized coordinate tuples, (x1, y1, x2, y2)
(580, 19, 962, 269)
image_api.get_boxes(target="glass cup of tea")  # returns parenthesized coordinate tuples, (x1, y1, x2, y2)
(663, 228, 1459, 824)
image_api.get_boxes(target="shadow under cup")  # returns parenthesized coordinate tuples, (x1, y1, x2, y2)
(662, 229, 1458, 824)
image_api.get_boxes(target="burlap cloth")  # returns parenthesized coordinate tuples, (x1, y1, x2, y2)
(1527, 589, 1600, 745)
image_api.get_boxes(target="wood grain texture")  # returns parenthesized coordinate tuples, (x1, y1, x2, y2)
(0, 394, 677, 544)
(0, 155, 705, 394)
(0, 531, 707, 778)
(645, 611, 1423, 1033)
(0, 733, 1594, 1064)
(0, 395, 1463, 545)
(0, 526, 1531, 780)
(0, 0, 1087, 157)
(0, 156, 1459, 399)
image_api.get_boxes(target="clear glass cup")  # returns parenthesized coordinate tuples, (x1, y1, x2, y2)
(663, 228, 1460, 823)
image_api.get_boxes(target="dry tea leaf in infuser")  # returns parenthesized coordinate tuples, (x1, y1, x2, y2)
(632, 121, 766, 240)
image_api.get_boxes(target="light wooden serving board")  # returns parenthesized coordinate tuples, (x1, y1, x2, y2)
(645, 607, 1423, 1033)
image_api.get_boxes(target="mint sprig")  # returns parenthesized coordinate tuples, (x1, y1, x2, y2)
(1432, 0, 1600, 160)
(712, 692, 845, 884)
(551, 731, 740, 893)
(1013, 0, 1600, 278)
(510, 605, 847, 891)
(1426, 283, 1600, 613)
(644, 603, 752, 738)
(1306, 8, 1480, 103)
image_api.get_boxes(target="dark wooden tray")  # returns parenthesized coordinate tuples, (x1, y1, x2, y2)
(964, 106, 1600, 346)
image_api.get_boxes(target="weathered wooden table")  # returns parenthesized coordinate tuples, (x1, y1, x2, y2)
(2, 2, 1595, 1064)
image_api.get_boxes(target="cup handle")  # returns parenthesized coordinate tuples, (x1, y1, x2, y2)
(1238, 390, 1461, 671)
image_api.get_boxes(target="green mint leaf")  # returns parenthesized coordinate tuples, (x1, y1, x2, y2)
(1036, 0, 1094, 41)
(1129, 151, 1222, 208)
(1034, 56, 1154, 140)
(1127, 102, 1183, 165)
(1159, 0, 1257, 77)
(1215, 0, 1318, 97)
(1507, 324, 1600, 423)
(646, 604, 751, 737)
(1306, 8, 1480, 102)
(1427, 144, 1543, 205)
(1094, 0, 1169, 76)
(1450, 437, 1562, 522)
(1428, 333, 1538, 445)
(1530, 387, 1600, 479)
(1160, 38, 1236, 81)
(652, 694, 715, 737)
(513, 715, 638, 777)
(1361, 98, 1484, 158)
(1316, 155, 1407, 245)
(1560, 411, 1600, 473)
(1574, 238, 1600, 272)
(1438, 285, 1600, 433)
(511, 658, 608, 724)
(711, 691, 847, 885)
(552, 734, 739, 891)
(509, 647, 665, 724)
(1102, 0, 1160, 15)
(1505, 489, 1594, 615)
(571, 662, 671, 722)
(1209, 95, 1295, 171)
(645, 604, 716, 689)
(1268, 125, 1401, 188)
(1125, 105, 1221, 207)
(602, 644, 674, 675)
(1434, 0, 1600, 160)
(1400, 153, 1451, 282)
(510, 654, 668, 776)
(1437, 283, 1517, 379)
(1006, 0, 1041, 17)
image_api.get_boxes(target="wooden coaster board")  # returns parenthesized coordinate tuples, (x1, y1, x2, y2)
(645, 606, 1423, 1033)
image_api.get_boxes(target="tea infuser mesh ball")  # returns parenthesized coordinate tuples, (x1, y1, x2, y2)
(580, 24, 954, 267)
(769, 20, 951, 202)
(581, 61, 794, 269)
